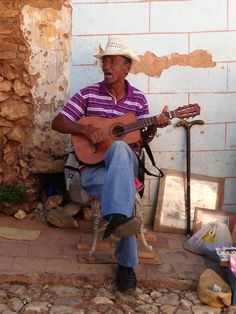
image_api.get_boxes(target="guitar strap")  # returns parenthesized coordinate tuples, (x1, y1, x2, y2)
(138, 144, 164, 178)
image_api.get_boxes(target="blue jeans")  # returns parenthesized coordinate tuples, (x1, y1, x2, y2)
(80, 140, 139, 267)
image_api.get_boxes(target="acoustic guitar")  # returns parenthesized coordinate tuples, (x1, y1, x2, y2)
(72, 103, 200, 165)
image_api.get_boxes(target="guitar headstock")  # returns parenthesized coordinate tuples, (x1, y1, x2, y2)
(174, 103, 201, 119)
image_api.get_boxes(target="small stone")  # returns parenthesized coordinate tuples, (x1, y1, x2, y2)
(48, 285, 80, 298)
(22, 301, 49, 313)
(7, 125, 26, 143)
(83, 285, 94, 289)
(159, 304, 176, 314)
(0, 290, 8, 298)
(47, 209, 78, 228)
(225, 305, 236, 314)
(116, 290, 137, 304)
(192, 304, 222, 314)
(135, 287, 143, 294)
(14, 209, 27, 219)
(0, 304, 9, 312)
(8, 297, 24, 312)
(0, 99, 29, 120)
(150, 290, 163, 300)
(63, 201, 82, 216)
(53, 297, 82, 307)
(135, 304, 159, 313)
(176, 309, 192, 314)
(91, 296, 114, 305)
(137, 293, 153, 304)
(180, 298, 193, 309)
(0, 91, 8, 102)
(50, 305, 84, 314)
(13, 79, 29, 96)
(7, 284, 27, 296)
(120, 303, 135, 313)
(43, 195, 63, 211)
(0, 80, 12, 92)
(156, 292, 179, 306)
(185, 291, 201, 304)
(96, 287, 116, 301)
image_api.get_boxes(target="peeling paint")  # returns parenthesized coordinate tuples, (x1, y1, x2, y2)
(20, 3, 71, 155)
(21, 4, 71, 106)
(131, 50, 216, 77)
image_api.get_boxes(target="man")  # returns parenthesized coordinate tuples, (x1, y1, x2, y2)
(52, 38, 170, 292)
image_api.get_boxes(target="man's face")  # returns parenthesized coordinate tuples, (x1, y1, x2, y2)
(102, 55, 131, 85)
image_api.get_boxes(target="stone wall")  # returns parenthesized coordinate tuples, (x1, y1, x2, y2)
(0, 0, 71, 214)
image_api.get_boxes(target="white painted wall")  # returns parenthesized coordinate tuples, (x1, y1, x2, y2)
(70, 0, 236, 224)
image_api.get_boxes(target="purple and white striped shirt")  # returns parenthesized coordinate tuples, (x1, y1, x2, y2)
(59, 80, 149, 121)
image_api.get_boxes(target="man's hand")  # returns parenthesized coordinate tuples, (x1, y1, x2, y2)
(51, 114, 105, 145)
(82, 125, 105, 145)
(157, 105, 171, 128)
(140, 105, 171, 145)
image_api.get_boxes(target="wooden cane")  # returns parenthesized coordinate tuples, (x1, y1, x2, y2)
(177, 119, 204, 237)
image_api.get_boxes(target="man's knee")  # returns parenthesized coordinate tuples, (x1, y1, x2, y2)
(110, 140, 131, 153)
(105, 141, 137, 168)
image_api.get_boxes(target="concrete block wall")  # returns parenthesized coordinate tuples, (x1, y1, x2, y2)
(70, 0, 236, 224)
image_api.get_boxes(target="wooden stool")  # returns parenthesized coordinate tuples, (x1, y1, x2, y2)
(88, 193, 153, 259)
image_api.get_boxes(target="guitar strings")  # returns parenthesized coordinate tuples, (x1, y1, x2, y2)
(115, 116, 158, 136)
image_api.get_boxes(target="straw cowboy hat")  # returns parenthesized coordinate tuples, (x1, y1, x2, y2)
(95, 37, 140, 65)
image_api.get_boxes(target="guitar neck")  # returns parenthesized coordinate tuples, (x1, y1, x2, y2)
(136, 110, 176, 130)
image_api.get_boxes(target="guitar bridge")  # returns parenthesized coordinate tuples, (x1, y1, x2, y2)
(92, 144, 98, 153)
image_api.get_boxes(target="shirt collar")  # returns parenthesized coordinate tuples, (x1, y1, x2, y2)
(99, 80, 135, 98)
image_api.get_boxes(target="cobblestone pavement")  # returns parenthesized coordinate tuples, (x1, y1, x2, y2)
(0, 281, 236, 314)
(0, 216, 235, 313)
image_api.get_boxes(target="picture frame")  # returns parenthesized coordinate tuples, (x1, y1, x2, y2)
(194, 207, 236, 233)
(153, 169, 225, 233)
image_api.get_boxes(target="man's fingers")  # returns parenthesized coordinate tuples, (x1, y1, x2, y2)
(91, 130, 104, 144)
(162, 105, 169, 113)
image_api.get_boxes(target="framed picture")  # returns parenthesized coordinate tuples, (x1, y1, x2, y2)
(194, 207, 236, 233)
(153, 169, 225, 233)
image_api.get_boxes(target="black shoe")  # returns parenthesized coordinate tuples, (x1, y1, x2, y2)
(116, 264, 137, 292)
(103, 214, 141, 242)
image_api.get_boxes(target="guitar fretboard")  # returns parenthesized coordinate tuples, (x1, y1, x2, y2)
(137, 116, 158, 129)
(135, 109, 178, 131)
(120, 110, 178, 136)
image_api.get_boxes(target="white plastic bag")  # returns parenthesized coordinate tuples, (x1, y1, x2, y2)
(184, 222, 232, 256)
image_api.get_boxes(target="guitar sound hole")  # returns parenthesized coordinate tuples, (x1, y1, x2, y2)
(112, 125, 125, 138)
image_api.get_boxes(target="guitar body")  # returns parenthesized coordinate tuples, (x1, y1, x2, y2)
(72, 103, 201, 165)
(72, 113, 141, 165)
